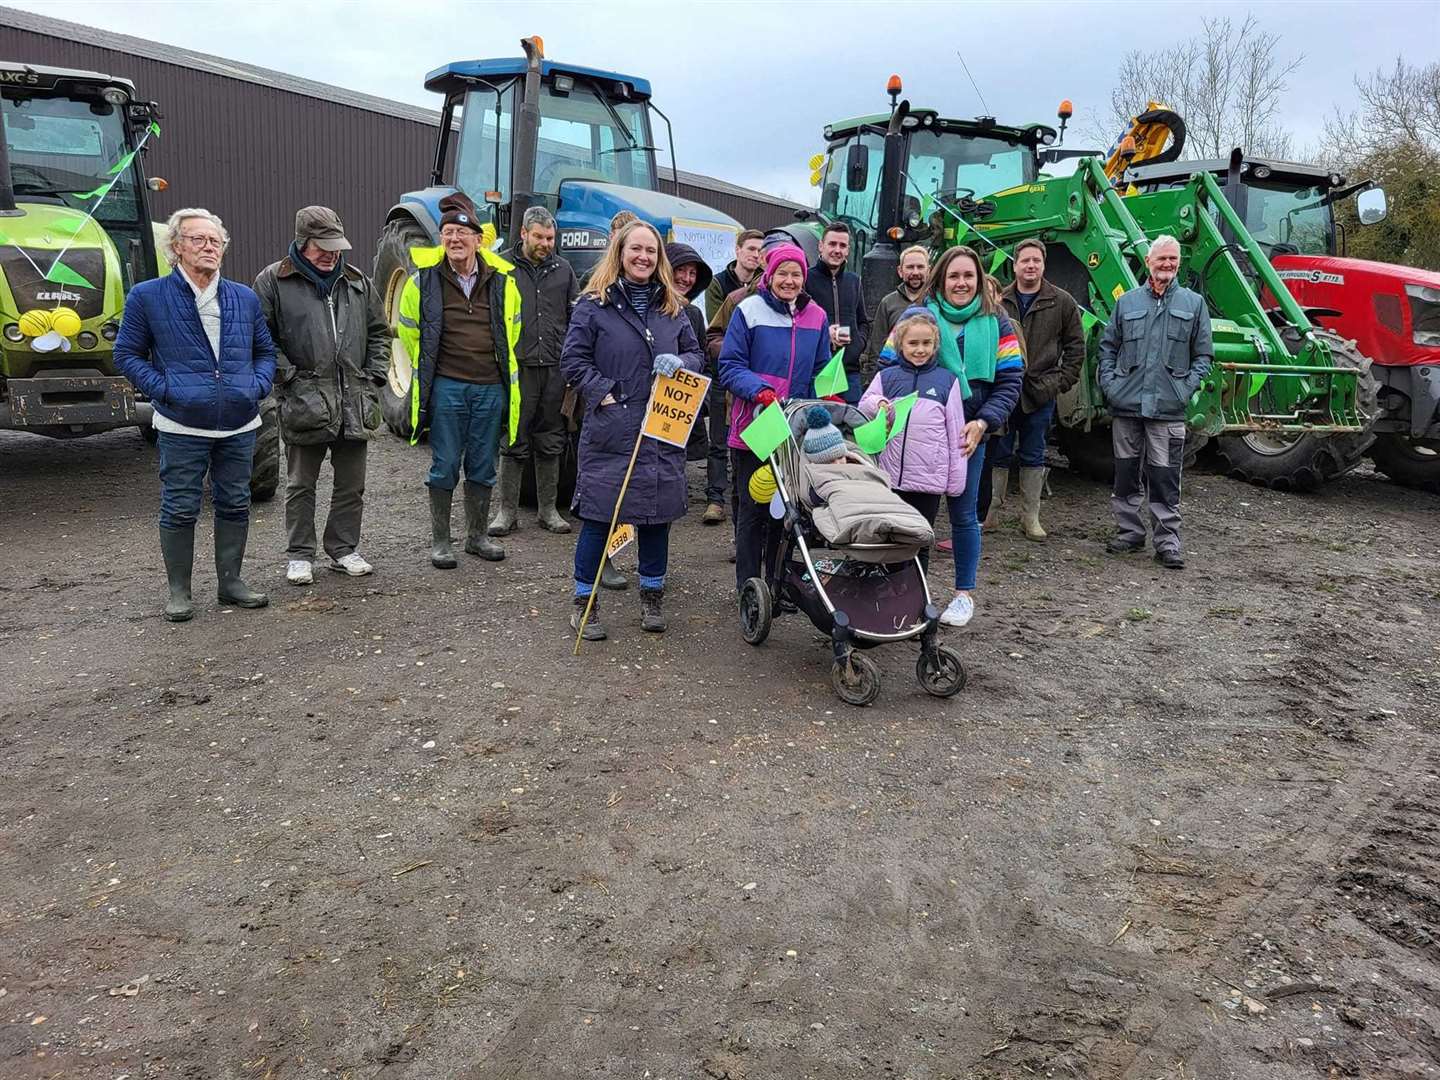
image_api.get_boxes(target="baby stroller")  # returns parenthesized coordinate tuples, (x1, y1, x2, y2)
(738, 400, 966, 706)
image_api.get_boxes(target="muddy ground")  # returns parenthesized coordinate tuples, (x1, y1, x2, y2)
(1, 425, 1437, 1080)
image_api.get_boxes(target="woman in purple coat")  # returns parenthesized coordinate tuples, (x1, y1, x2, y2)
(560, 221, 704, 641)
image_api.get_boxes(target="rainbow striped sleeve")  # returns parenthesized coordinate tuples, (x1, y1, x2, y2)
(995, 329, 1024, 372)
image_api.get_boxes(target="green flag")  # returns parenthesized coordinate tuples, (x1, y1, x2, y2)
(989, 247, 1006, 273)
(919, 192, 934, 220)
(45, 260, 96, 290)
(885, 392, 919, 444)
(149, 120, 162, 137)
(813, 348, 848, 398)
(738, 400, 791, 460)
(853, 410, 890, 454)
(107, 150, 138, 176)
(76, 179, 115, 200)
(1080, 309, 1102, 334)
(952, 216, 970, 238)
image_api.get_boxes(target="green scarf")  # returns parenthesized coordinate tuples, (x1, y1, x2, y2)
(928, 295, 998, 399)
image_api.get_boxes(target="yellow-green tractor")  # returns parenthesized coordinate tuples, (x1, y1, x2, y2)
(0, 62, 278, 498)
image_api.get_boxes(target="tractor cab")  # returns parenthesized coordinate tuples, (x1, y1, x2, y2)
(1128, 155, 1388, 260)
(793, 75, 1055, 324)
(1, 64, 162, 296)
(381, 36, 738, 291)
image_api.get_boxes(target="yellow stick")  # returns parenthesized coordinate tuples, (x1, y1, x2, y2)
(574, 386, 653, 655)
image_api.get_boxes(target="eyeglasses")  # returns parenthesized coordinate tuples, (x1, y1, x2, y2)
(439, 229, 476, 241)
(180, 233, 226, 250)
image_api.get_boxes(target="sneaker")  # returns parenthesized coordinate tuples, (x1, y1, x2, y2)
(936, 538, 954, 555)
(702, 503, 725, 526)
(286, 559, 313, 585)
(1106, 537, 1145, 555)
(329, 552, 374, 577)
(939, 593, 975, 627)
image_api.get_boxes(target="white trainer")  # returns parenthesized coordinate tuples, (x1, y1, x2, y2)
(329, 552, 374, 577)
(286, 559, 314, 585)
(939, 592, 975, 627)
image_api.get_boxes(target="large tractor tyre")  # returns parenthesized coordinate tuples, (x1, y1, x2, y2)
(1213, 333, 1378, 492)
(373, 215, 432, 441)
(1368, 434, 1440, 493)
(250, 398, 281, 503)
(1056, 423, 1208, 485)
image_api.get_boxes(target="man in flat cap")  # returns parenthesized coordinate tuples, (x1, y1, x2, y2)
(394, 192, 523, 568)
(255, 205, 389, 583)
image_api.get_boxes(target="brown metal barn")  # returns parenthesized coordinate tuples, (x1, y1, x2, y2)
(0, 6, 809, 283)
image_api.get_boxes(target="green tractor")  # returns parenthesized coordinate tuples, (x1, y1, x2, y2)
(774, 77, 1369, 492)
(0, 62, 279, 499)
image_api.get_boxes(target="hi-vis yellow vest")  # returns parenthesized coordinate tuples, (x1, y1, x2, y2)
(396, 243, 523, 446)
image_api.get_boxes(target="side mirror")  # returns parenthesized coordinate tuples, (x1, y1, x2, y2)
(845, 143, 870, 193)
(1357, 187, 1387, 226)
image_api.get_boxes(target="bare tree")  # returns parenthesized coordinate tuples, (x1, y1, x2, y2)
(1092, 15, 1301, 160)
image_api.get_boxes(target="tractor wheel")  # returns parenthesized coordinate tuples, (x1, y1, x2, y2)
(1368, 433, 1440, 493)
(373, 215, 432, 441)
(1213, 332, 1378, 492)
(250, 398, 280, 503)
(1056, 423, 1207, 484)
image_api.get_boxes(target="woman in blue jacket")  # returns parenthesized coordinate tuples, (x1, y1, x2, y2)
(561, 221, 704, 642)
(115, 208, 276, 623)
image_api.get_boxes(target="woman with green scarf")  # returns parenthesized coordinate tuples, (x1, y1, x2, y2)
(923, 246, 1025, 627)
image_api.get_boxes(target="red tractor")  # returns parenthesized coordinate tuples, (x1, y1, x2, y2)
(1132, 152, 1440, 492)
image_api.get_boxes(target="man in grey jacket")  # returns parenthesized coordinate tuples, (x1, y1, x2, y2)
(490, 206, 579, 537)
(255, 207, 389, 584)
(861, 244, 929, 380)
(1097, 235, 1212, 570)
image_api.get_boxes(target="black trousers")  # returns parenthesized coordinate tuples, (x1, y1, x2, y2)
(502, 364, 567, 460)
(733, 449, 783, 591)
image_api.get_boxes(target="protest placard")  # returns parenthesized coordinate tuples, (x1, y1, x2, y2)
(643, 368, 711, 448)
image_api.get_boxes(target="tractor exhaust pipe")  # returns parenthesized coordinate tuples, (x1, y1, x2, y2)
(510, 35, 545, 233)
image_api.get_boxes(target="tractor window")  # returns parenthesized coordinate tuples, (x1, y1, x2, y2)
(905, 130, 1031, 202)
(819, 132, 884, 230)
(1242, 182, 1332, 256)
(455, 84, 515, 209)
(534, 82, 655, 194)
(2, 92, 140, 222)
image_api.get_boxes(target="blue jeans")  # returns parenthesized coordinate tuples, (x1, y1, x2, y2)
(157, 429, 256, 529)
(426, 376, 504, 490)
(945, 440, 987, 592)
(989, 400, 1055, 469)
(574, 518, 670, 596)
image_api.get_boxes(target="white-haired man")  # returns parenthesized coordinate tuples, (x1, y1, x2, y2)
(1097, 235, 1212, 570)
(115, 208, 276, 620)
(490, 204, 579, 537)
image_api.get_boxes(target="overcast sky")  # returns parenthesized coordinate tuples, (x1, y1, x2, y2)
(7, 0, 1437, 205)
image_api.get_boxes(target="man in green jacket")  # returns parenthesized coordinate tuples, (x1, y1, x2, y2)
(395, 194, 523, 569)
(255, 206, 390, 584)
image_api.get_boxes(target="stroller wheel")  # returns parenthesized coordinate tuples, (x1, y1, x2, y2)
(831, 651, 881, 707)
(917, 645, 967, 697)
(739, 577, 772, 646)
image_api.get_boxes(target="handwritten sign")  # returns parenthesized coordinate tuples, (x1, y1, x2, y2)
(605, 523, 635, 561)
(643, 368, 711, 448)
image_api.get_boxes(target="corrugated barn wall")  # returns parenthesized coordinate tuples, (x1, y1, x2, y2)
(1, 7, 808, 284)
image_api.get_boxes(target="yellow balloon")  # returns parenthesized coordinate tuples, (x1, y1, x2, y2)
(748, 464, 777, 504)
(18, 309, 52, 337)
(50, 307, 82, 338)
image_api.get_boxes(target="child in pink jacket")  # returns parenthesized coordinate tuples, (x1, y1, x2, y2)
(858, 308, 967, 572)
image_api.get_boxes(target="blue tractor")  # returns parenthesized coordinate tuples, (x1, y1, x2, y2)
(375, 36, 741, 437)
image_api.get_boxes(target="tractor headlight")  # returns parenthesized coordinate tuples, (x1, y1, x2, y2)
(77, 331, 99, 349)
(100, 320, 120, 341)
(1251, 165, 1271, 179)
(102, 87, 129, 105)
(3, 323, 23, 343)
(1040, 131, 1055, 145)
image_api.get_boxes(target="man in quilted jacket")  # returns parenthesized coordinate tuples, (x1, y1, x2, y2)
(115, 208, 276, 623)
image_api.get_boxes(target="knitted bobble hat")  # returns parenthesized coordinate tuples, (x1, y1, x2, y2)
(802, 405, 847, 464)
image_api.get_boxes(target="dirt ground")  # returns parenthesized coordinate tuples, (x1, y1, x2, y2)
(1, 425, 1437, 1080)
